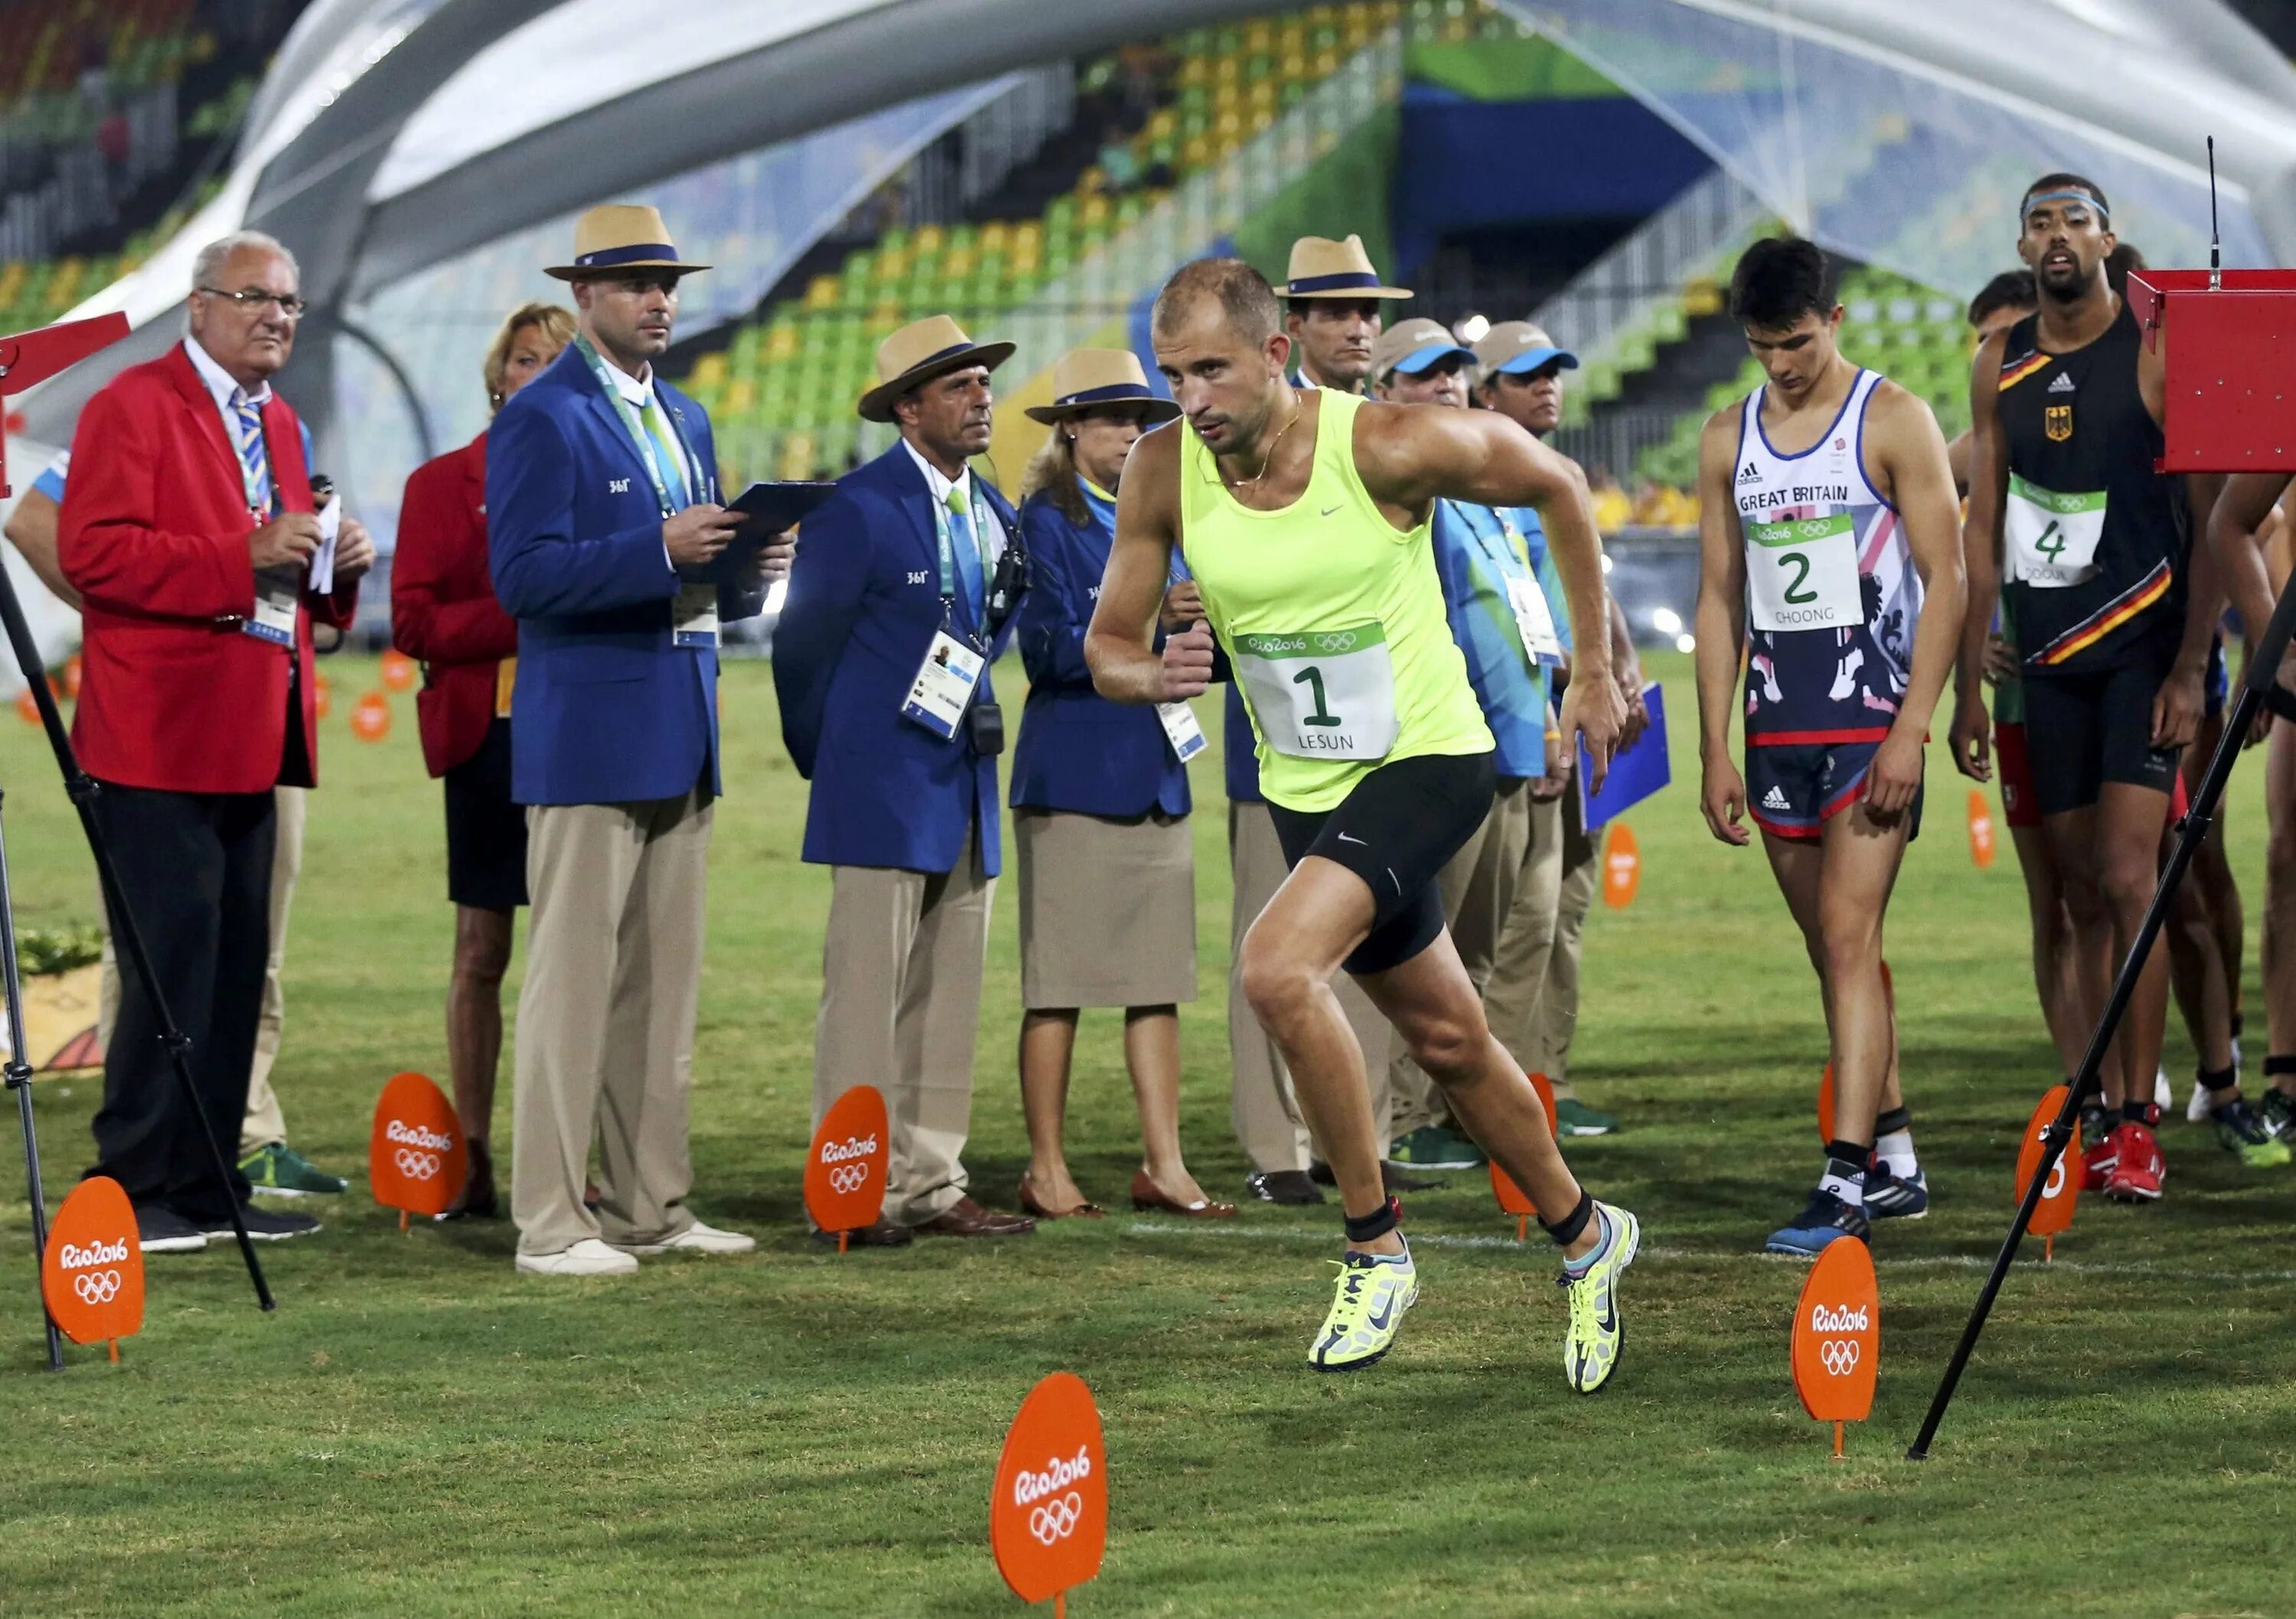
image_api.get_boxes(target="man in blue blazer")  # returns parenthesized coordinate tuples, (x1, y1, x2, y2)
(774, 314, 1035, 1240)
(488, 204, 786, 1276)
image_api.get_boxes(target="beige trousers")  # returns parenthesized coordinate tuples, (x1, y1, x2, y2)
(812, 828, 993, 1226)
(511, 788, 712, 1257)
(96, 783, 305, 1158)
(1385, 777, 1534, 1138)
(1225, 800, 1391, 1172)
(1486, 776, 1598, 1089)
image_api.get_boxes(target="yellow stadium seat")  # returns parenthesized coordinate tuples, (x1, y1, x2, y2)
(804, 275, 839, 310)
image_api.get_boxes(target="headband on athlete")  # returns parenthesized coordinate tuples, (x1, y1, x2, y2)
(2021, 189, 2108, 228)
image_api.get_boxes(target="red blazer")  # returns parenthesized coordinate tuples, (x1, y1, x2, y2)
(391, 433, 515, 778)
(58, 344, 356, 795)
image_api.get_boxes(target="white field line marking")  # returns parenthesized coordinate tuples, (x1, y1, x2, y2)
(1124, 1220, 2296, 1284)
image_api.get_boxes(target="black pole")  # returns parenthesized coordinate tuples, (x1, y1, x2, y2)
(0, 569, 272, 1313)
(0, 782, 67, 1370)
(1908, 565, 2296, 1459)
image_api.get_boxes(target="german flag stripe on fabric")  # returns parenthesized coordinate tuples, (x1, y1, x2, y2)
(2030, 561, 2174, 664)
(1998, 352, 2053, 392)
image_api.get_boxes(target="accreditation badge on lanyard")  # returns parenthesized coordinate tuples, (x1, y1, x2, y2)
(237, 422, 298, 648)
(579, 338, 720, 648)
(1495, 516, 1564, 666)
(902, 487, 994, 740)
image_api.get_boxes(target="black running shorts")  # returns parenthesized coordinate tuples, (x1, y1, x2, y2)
(1264, 750, 1496, 974)
(2021, 645, 2182, 818)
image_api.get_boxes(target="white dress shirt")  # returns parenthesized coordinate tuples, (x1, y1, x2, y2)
(184, 337, 276, 510)
(901, 437, 1005, 564)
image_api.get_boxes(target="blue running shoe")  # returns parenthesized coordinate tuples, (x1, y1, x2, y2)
(1764, 1189, 1870, 1257)
(1863, 1164, 1929, 1220)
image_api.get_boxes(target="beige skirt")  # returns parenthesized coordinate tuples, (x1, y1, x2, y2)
(1015, 809, 1197, 1010)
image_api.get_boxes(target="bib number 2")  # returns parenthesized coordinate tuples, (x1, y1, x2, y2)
(1234, 624, 1400, 761)
(1746, 514, 1862, 633)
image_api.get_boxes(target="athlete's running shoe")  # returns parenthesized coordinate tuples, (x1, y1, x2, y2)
(2262, 1088, 2296, 1144)
(1559, 1203, 1639, 1395)
(1764, 1189, 1870, 1257)
(1387, 1124, 1485, 1170)
(2153, 1067, 2174, 1111)
(2080, 1120, 2119, 1193)
(2186, 1075, 2216, 1124)
(1307, 1245, 1417, 1373)
(2211, 1098, 2293, 1167)
(2102, 1122, 2165, 1202)
(1862, 1163, 1929, 1219)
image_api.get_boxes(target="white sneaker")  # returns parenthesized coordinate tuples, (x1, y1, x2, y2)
(610, 1219, 756, 1257)
(2154, 1066, 2174, 1111)
(516, 1238, 640, 1276)
(2187, 1075, 2214, 1123)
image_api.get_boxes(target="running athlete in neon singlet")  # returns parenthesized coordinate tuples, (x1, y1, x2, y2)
(1086, 259, 1637, 1390)
(1691, 237, 1967, 1255)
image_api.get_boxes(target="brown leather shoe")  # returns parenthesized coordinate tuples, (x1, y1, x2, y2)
(1018, 1173, 1103, 1219)
(810, 1219, 913, 1249)
(1129, 1170, 1238, 1218)
(914, 1196, 1035, 1237)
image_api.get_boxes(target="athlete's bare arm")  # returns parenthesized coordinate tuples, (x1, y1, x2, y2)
(1352, 398, 1627, 778)
(1, 486, 79, 608)
(1085, 426, 1214, 703)
(1691, 403, 1751, 847)
(1951, 329, 2011, 782)
(2209, 472, 2296, 739)
(1945, 428, 1975, 501)
(1861, 380, 1967, 814)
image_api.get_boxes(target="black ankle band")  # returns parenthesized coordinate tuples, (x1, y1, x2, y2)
(1874, 1105, 1912, 1136)
(1343, 1197, 1401, 1243)
(2266, 1054, 2296, 1078)
(2200, 1063, 2239, 1094)
(2123, 1099, 2157, 1124)
(1538, 1190, 1594, 1247)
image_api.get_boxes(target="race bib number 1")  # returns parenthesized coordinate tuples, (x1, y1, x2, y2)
(1233, 623, 1400, 761)
(2004, 474, 2105, 588)
(1746, 513, 1863, 633)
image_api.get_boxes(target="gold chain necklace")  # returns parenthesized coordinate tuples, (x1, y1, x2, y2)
(1221, 399, 1301, 495)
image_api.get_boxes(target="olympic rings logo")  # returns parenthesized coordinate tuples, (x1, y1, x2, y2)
(395, 1148, 441, 1180)
(1310, 632, 1362, 653)
(73, 1269, 122, 1304)
(1029, 1491, 1083, 1545)
(1820, 1337, 1861, 1376)
(828, 1164, 869, 1194)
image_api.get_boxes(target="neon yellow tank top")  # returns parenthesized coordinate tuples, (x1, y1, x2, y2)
(1179, 389, 1492, 811)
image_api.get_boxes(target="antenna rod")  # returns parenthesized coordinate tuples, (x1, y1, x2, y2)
(2210, 135, 2223, 290)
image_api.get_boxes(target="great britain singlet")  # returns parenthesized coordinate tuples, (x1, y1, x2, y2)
(1731, 367, 1920, 745)
(1178, 389, 1492, 812)
(1996, 299, 2187, 671)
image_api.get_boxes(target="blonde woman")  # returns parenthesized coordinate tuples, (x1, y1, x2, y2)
(1009, 350, 1233, 1219)
(390, 301, 576, 1219)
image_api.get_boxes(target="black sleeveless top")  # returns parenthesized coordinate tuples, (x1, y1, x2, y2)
(1998, 299, 2187, 673)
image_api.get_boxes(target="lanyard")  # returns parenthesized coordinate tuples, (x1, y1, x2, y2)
(931, 481, 993, 634)
(576, 336, 704, 517)
(227, 396, 273, 521)
(1446, 499, 1527, 581)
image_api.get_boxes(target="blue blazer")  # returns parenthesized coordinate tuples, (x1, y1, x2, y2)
(488, 347, 757, 806)
(1009, 484, 1189, 820)
(773, 442, 1020, 875)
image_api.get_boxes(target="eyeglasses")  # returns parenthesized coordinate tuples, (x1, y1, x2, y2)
(198, 286, 308, 319)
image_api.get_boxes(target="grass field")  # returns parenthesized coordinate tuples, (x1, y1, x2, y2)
(0, 651, 2291, 1618)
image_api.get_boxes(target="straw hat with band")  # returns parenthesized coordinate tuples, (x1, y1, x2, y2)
(546, 204, 709, 280)
(859, 314, 1016, 423)
(1473, 321, 1580, 387)
(1279, 233, 1412, 300)
(1022, 349, 1180, 426)
(1371, 318, 1479, 384)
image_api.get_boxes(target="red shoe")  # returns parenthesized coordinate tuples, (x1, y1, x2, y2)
(2080, 1131, 2119, 1193)
(2103, 1122, 2165, 1202)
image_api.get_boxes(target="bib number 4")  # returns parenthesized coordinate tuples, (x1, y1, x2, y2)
(2005, 475, 2105, 588)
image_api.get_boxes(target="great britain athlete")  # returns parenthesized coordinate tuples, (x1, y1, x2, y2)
(1691, 237, 1967, 1255)
(1085, 258, 1636, 1389)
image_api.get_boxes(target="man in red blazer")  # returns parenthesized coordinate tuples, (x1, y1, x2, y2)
(58, 230, 373, 1254)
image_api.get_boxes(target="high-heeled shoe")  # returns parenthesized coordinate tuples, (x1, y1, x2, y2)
(1129, 1169, 1237, 1218)
(1018, 1171, 1104, 1219)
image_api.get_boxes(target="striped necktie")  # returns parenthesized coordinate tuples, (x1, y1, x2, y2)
(230, 387, 272, 519)
(944, 484, 985, 628)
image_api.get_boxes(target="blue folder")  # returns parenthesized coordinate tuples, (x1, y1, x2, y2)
(1577, 682, 1669, 830)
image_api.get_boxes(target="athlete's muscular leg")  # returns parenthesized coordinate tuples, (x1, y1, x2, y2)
(2008, 825, 2089, 1078)
(2089, 783, 2177, 1102)
(2164, 859, 2236, 1072)
(2263, 722, 2296, 1096)
(1357, 931, 1593, 1259)
(2187, 709, 2246, 1027)
(2043, 804, 2135, 1105)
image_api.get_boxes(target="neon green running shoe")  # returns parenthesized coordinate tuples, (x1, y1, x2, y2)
(2213, 1098, 2293, 1167)
(1559, 1203, 1640, 1395)
(240, 1142, 349, 1197)
(1307, 1245, 1418, 1373)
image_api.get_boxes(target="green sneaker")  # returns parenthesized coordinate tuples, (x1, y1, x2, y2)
(1387, 1124, 1485, 1170)
(1558, 1202, 1640, 1395)
(2212, 1098, 2293, 1167)
(1555, 1097, 1617, 1137)
(240, 1142, 350, 1197)
(1308, 1244, 1418, 1372)
(2262, 1089, 2296, 1144)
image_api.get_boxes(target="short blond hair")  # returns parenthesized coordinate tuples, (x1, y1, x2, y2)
(483, 302, 576, 411)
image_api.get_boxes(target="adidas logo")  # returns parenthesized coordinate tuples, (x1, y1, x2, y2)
(2047, 373, 2076, 393)
(1762, 785, 1791, 810)
(1737, 462, 1761, 484)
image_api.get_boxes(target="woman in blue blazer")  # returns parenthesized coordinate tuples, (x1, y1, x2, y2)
(1009, 351, 1234, 1221)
